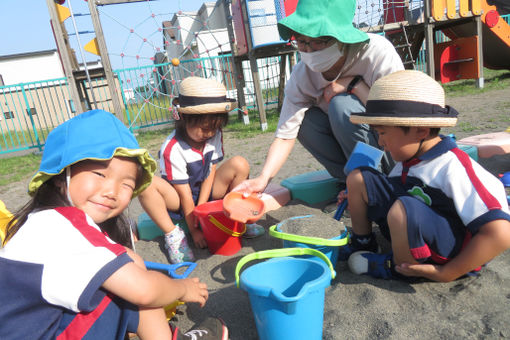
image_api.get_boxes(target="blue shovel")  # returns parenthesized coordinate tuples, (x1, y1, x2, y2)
(144, 261, 197, 279)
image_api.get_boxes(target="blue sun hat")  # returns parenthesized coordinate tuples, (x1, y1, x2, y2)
(28, 110, 156, 197)
(277, 0, 368, 44)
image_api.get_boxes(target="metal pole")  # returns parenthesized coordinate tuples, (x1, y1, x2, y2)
(88, 0, 125, 123)
(424, 0, 436, 79)
(475, 15, 484, 88)
(240, 0, 267, 130)
(46, 0, 85, 114)
(67, 0, 99, 109)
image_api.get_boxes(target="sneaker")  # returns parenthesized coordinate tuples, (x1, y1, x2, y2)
(348, 251, 394, 279)
(174, 317, 228, 340)
(243, 223, 265, 239)
(337, 232, 379, 261)
(165, 227, 195, 264)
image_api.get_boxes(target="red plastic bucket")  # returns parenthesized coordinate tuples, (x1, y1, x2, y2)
(193, 200, 246, 255)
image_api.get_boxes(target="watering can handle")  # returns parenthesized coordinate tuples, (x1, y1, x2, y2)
(235, 247, 336, 288)
(144, 261, 197, 279)
(268, 224, 349, 247)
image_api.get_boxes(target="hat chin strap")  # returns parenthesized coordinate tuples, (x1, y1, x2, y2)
(66, 167, 75, 206)
(405, 139, 424, 163)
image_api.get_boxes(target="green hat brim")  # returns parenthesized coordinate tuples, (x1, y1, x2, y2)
(277, 0, 369, 44)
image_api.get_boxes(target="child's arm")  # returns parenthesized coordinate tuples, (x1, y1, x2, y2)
(102, 248, 208, 307)
(173, 183, 207, 248)
(396, 219, 510, 282)
(197, 163, 216, 206)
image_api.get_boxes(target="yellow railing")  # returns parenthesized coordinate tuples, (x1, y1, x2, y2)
(431, 0, 482, 20)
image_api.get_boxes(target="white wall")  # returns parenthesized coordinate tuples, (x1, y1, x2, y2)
(0, 51, 64, 86)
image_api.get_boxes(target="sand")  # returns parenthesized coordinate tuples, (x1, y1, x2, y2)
(278, 214, 345, 239)
(1, 86, 510, 339)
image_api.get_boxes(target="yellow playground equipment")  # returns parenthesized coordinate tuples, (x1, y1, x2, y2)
(0, 200, 14, 245)
(372, 0, 510, 84)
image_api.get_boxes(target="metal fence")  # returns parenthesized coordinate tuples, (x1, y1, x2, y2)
(115, 54, 284, 131)
(0, 53, 285, 155)
(1, 13, 509, 156)
(0, 78, 74, 154)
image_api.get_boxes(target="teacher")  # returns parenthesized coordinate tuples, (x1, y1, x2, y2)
(234, 0, 404, 194)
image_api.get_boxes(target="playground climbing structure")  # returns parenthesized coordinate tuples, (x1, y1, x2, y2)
(354, 0, 510, 85)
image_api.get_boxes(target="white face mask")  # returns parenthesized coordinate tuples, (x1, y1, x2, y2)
(299, 43, 344, 73)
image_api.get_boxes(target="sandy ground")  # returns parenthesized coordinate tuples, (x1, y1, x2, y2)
(1, 87, 510, 339)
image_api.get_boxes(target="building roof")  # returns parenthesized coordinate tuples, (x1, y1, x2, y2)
(0, 49, 58, 61)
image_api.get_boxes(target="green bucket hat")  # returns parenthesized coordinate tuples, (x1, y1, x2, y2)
(277, 0, 368, 44)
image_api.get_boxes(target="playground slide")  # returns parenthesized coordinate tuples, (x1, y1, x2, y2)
(444, 0, 510, 70)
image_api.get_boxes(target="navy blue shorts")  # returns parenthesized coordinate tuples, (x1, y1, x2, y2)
(361, 168, 470, 264)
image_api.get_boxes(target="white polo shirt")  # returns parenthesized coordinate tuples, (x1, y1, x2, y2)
(276, 33, 404, 139)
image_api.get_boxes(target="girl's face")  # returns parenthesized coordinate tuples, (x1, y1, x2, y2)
(373, 126, 423, 162)
(185, 124, 217, 147)
(68, 157, 138, 224)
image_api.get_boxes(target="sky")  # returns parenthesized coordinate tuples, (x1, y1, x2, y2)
(0, 0, 207, 70)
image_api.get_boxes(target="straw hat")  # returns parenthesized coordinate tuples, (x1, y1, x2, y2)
(277, 0, 368, 44)
(350, 70, 458, 127)
(176, 77, 236, 114)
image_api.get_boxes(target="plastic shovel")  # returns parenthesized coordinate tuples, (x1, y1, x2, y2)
(144, 261, 197, 279)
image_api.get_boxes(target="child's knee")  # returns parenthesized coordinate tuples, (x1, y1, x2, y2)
(346, 169, 365, 188)
(387, 200, 407, 230)
(230, 155, 250, 173)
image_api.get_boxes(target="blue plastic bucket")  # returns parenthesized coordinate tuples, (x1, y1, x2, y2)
(269, 215, 348, 264)
(235, 248, 336, 340)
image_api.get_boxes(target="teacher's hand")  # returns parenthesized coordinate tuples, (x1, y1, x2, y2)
(232, 176, 268, 196)
(323, 77, 350, 104)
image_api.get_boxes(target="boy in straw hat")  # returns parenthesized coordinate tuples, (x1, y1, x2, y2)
(341, 70, 510, 281)
(233, 0, 403, 197)
(138, 77, 264, 263)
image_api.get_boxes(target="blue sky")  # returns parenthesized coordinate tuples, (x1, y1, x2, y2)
(0, 0, 206, 69)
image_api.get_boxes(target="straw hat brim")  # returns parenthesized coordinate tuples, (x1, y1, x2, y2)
(177, 101, 237, 114)
(350, 114, 458, 127)
(351, 70, 459, 128)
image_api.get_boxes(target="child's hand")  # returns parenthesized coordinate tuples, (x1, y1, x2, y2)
(395, 262, 445, 282)
(337, 189, 348, 205)
(179, 277, 209, 307)
(190, 228, 207, 249)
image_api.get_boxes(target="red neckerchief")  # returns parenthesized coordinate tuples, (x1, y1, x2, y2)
(401, 158, 421, 184)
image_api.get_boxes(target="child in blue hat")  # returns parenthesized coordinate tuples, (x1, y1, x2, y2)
(0, 110, 227, 339)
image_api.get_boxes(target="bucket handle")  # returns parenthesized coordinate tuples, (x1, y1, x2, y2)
(235, 247, 336, 288)
(208, 215, 246, 237)
(269, 216, 349, 247)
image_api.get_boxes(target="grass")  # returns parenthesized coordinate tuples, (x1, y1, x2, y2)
(442, 69, 510, 97)
(224, 108, 280, 138)
(0, 153, 41, 188)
